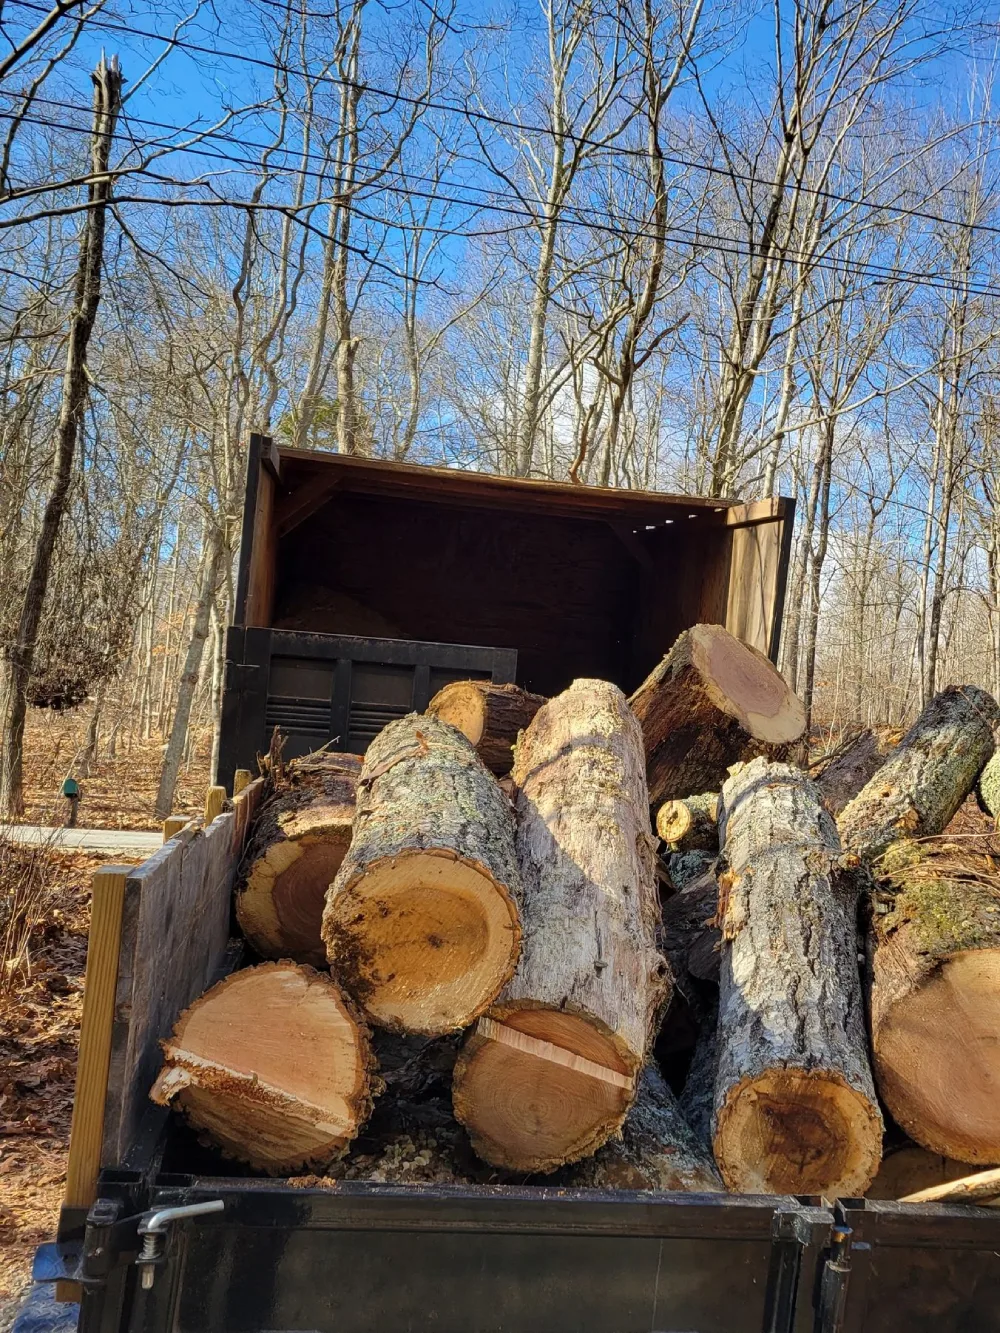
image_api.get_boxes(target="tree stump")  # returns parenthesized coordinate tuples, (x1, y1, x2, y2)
(237, 752, 361, 965)
(323, 713, 522, 1037)
(870, 839, 1000, 1164)
(149, 962, 375, 1174)
(713, 758, 883, 1197)
(629, 624, 806, 807)
(427, 681, 546, 775)
(656, 792, 719, 852)
(453, 679, 670, 1173)
(838, 686, 1000, 863)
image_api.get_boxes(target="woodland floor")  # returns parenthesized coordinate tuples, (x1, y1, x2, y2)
(0, 723, 996, 1327)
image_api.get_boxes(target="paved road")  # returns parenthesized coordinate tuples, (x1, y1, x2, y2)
(0, 823, 163, 857)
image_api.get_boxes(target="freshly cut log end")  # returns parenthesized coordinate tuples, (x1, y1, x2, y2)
(149, 962, 375, 1175)
(323, 713, 522, 1037)
(870, 839, 1000, 1164)
(714, 1067, 883, 1197)
(452, 1007, 637, 1173)
(453, 679, 669, 1172)
(237, 752, 361, 966)
(427, 680, 546, 775)
(556, 1063, 722, 1192)
(713, 757, 883, 1197)
(838, 685, 1000, 863)
(629, 624, 806, 806)
(656, 792, 719, 851)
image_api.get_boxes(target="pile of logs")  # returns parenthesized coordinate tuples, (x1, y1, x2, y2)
(151, 624, 1000, 1200)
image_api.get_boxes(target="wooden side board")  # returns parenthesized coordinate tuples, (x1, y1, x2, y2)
(724, 502, 795, 662)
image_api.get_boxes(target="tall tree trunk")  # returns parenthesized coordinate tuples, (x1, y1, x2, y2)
(802, 420, 834, 727)
(0, 55, 122, 817)
(154, 528, 224, 818)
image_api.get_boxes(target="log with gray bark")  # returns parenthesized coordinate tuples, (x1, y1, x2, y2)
(868, 839, 1000, 1165)
(838, 686, 1000, 863)
(629, 624, 806, 807)
(977, 749, 1000, 819)
(713, 758, 883, 1197)
(656, 792, 719, 852)
(323, 713, 522, 1036)
(237, 751, 361, 966)
(427, 680, 547, 775)
(453, 679, 670, 1173)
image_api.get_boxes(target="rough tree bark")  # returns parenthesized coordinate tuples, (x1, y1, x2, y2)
(323, 713, 522, 1036)
(838, 686, 1000, 863)
(238, 752, 361, 966)
(427, 680, 546, 775)
(453, 680, 669, 1173)
(629, 624, 806, 807)
(814, 730, 892, 817)
(0, 55, 122, 817)
(713, 758, 883, 1197)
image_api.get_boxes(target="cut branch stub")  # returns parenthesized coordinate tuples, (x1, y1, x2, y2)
(713, 758, 883, 1197)
(237, 751, 361, 965)
(323, 713, 522, 1037)
(656, 792, 719, 852)
(629, 624, 806, 806)
(149, 962, 375, 1175)
(427, 680, 547, 775)
(453, 679, 669, 1173)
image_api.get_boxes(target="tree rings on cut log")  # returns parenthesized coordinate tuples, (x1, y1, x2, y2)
(149, 962, 375, 1174)
(629, 624, 806, 806)
(656, 792, 719, 851)
(870, 840, 1000, 1164)
(323, 713, 522, 1036)
(237, 752, 361, 965)
(427, 680, 546, 775)
(453, 679, 669, 1173)
(713, 758, 883, 1197)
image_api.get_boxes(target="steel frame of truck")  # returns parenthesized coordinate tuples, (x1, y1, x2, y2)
(14, 445, 1000, 1333)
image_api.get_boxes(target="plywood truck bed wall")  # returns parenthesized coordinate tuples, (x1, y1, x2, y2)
(217, 435, 794, 785)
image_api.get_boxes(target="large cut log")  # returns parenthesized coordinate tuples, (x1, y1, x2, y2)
(977, 749, 1000, 818)
(149, 962, 375, 1174)
(453, 679, 670, 1173)
(814, 730, 895, 817)
(427, 680, 546, 776)
(869, 839, 1000, 1164)
(323, 713, 522, 1036)
(629, 624, 806, 806)
(679, 1000, 718, 1152)
(713, 758, 883, 1196)
(866, 1143, 971, 1200)
(237, 752, 361, 965)
(656, 792, 719, 852)
(838, 686, 1000, 863)
(555, 1063, 722, 1192)
(661, 873, 720, 985)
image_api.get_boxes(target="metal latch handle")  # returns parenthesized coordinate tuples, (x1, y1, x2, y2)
(136, 1200, 224, 1290)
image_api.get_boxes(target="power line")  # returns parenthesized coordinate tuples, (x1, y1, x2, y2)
(7, 0, 998, 243)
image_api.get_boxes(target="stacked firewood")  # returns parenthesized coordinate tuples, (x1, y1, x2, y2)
(151, 624, 1000, 1197)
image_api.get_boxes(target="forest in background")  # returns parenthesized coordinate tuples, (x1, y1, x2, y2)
(2, 0, 1000, 819)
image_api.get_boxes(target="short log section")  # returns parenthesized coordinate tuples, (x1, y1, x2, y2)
(656, 792, 719, 852)
(323, 713, 522, 1036)
(713, 758, 883, 1196)
(629, 624, 806, 806)
(237, 752, 361, 965)
(150, 962, 375, 1174)
(870, 840, 1000, 1164)
(838, 685, 1000, 863)
(427, 680, 546, 775)
(453, 679, 670, 1173)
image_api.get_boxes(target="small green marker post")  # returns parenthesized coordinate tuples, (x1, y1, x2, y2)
(61, 776, 81, 828)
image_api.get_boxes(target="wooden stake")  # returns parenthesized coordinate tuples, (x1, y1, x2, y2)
(203, 784, 226, 827)
(233, 768, 252, 797)
(162, 815, 189, 843)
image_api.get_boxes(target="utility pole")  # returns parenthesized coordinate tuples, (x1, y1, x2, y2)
(0, 53, 123, 816)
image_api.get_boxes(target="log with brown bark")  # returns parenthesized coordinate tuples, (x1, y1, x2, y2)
(656, 792, 719, 852)
(453, 679, 670, 1173)
(660, 872, 720, 986)
(149, 962, 375, 1174)
(427, 680, 546, 775)
(555, 1063, 722, 1192)
(869, 839, 1000, 1164)
(237, 752, 361, 965)
(629, 624, 806, 807)
(713, 758, 883, 1197)
(838, 686, 1000, 863)
(813, 730, 894, 817)
(323, 713, 522, 1037)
